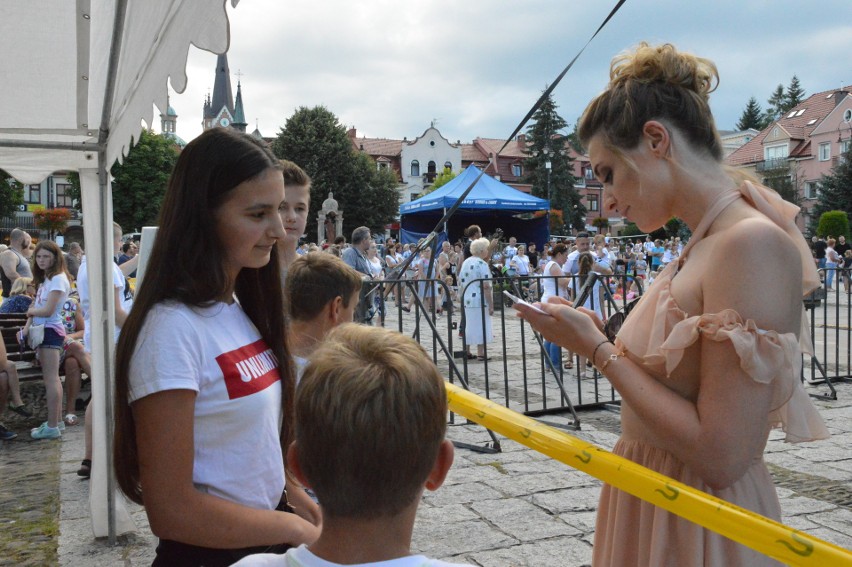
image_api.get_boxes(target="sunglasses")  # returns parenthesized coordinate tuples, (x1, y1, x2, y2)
(604, 298, 639, 342)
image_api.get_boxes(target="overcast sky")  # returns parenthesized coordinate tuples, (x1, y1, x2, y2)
(165, 0, 852, 148)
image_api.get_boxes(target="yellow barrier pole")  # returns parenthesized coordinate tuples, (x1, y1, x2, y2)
(446, 383, 852, 566)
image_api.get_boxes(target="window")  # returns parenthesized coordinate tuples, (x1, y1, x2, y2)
(805, 182, 820, 200)
(427, 161, 436, 175)
(587, 193, 599, 212)
(841, 140, 851, 155)
(584, 168, 595, 180)
(819, 142, 831, 161)
(511, 164, 522, 177)
(55, 183, 73, 207)
(794, 109, 806, 117)
(765, 144, 788, 160)
(786, 111, 796, 118)
(410, 160, 420, 177)
(26, 184, 41, 204)
(845, 109, 852, 122)
(806, 119, 817, 126)
(444, 161, 452, 171)
(377, 162, 388, 170)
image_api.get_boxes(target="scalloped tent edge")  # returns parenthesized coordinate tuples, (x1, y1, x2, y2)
(0, 0, 241, 541)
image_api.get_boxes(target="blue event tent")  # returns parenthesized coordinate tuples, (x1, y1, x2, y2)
(399, 164, 550, 247)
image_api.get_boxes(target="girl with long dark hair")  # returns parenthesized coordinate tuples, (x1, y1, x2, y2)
(113, 128, 320, 565)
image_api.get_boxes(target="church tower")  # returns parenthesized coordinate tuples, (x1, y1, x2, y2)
(232, 81, 248, 133)
(203, 53, 241, 130)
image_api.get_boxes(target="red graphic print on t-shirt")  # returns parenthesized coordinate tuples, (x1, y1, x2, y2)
(216, 340, 280, 399)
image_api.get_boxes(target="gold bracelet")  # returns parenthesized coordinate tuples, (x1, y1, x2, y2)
(598, 348, 627, 373)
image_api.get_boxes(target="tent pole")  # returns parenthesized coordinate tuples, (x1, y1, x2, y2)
(0, 140, 98, 151)
(98, 0, 130, 546)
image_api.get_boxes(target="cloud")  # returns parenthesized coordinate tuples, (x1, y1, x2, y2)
(170, 0, 852, 144)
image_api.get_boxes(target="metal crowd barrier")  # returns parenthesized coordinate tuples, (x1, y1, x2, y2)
(365, 268, 846, 423)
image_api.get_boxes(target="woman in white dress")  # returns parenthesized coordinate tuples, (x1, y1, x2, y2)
(458, 238, 493, 360)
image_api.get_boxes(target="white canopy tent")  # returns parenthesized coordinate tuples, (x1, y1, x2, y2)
(0, 0, 240, 541)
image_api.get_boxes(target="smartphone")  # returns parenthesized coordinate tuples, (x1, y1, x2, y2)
(503, 291, 548, 315)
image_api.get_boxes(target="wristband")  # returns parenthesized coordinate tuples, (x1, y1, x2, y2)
(591, 339, 610, 369)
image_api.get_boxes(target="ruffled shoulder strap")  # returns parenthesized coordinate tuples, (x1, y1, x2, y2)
(738, 181, 821, 296)
(659, 309, 829, 443)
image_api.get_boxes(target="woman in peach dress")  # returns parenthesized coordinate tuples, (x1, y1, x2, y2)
(517, 43, 829, 566)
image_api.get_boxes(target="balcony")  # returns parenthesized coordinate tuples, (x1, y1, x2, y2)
(755, 157, 789, 172)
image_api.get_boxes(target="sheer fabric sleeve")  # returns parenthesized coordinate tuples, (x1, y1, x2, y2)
(659, 309, 829, 443)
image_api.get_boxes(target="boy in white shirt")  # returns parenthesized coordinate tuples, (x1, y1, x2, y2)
(235, 325, 471, 567)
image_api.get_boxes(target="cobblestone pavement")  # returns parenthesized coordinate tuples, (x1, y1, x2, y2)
(0, 381, 62, 566)
(2, 308, 851, 565)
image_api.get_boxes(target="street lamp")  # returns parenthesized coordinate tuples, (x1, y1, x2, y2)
(543, 147, 552, 205)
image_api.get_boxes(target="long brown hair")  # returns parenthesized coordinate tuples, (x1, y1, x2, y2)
(32, 241, 68, 285)
(113, 128, 293, 504)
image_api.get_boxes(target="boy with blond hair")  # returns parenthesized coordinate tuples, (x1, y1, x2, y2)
(284, 253, 364, 380)
(235, 324, 469, 567)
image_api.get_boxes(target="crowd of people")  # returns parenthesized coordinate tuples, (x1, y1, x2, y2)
(0, 41, 840, 567)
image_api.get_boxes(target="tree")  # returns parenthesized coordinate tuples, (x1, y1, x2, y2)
(736, 97, 764, 131)
(785, 75, 806, 110)
(566, 122, 584, 153)
(816, 211, 849, 240)
(621, 222, 642, 237)
(422, 167, 456, 195)
(522, 91, 585, 234)
(808, 144, 852, 235)
(0, 169, 25, 220)
(272, 106, 399, 237)
(762, 164, 801, 207)
(109, 130, 179, 232)
(765, 84, 786, 123)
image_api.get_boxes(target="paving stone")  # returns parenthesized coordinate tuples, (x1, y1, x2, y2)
(412, 518, 517, 557)
(484, 471, 597, 499)
(777, 495, 837, 516)
(469, 498, 573, 542)
(467, 535, 593, 567)
(558, 510, 598, 533)
(529, 487, 601, 514)
(424, 482, 504, 507)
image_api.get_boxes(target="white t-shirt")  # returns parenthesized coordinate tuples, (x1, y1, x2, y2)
(233, 544, 473, 567)
(510, 254, 531, 276)
(33, 272, 71, 334)
(540, 260, 562, 303)
(128, 300, 285, 510)
(78, 256, 133, 352)
(503, 244, 518, 260)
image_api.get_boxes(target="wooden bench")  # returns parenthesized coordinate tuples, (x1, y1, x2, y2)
(1, 316, 44, 381)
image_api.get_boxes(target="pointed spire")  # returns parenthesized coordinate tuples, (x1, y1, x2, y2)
(232, 80, 248, 132)
(211, 54, 234, 118)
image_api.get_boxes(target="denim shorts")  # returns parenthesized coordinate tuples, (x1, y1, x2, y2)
(39, 327, 65, 350)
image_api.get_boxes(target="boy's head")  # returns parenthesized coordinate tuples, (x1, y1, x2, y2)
(292, 324, 451, 519)
(280, 160, 311, 246)
(285, 253, 363, 322)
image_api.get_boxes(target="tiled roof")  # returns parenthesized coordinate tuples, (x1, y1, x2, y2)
(474, 137, 527, 158)
(351, 137, 403, 157)
(461, 144, 488, 162)
(726, 88, 850, 166)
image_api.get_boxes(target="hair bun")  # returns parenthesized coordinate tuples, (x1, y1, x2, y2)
(610, 42, 718, 101)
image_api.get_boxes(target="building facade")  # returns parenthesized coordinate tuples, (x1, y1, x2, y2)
(726, 88, 852, 232)
(349, 126, 616, 234)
